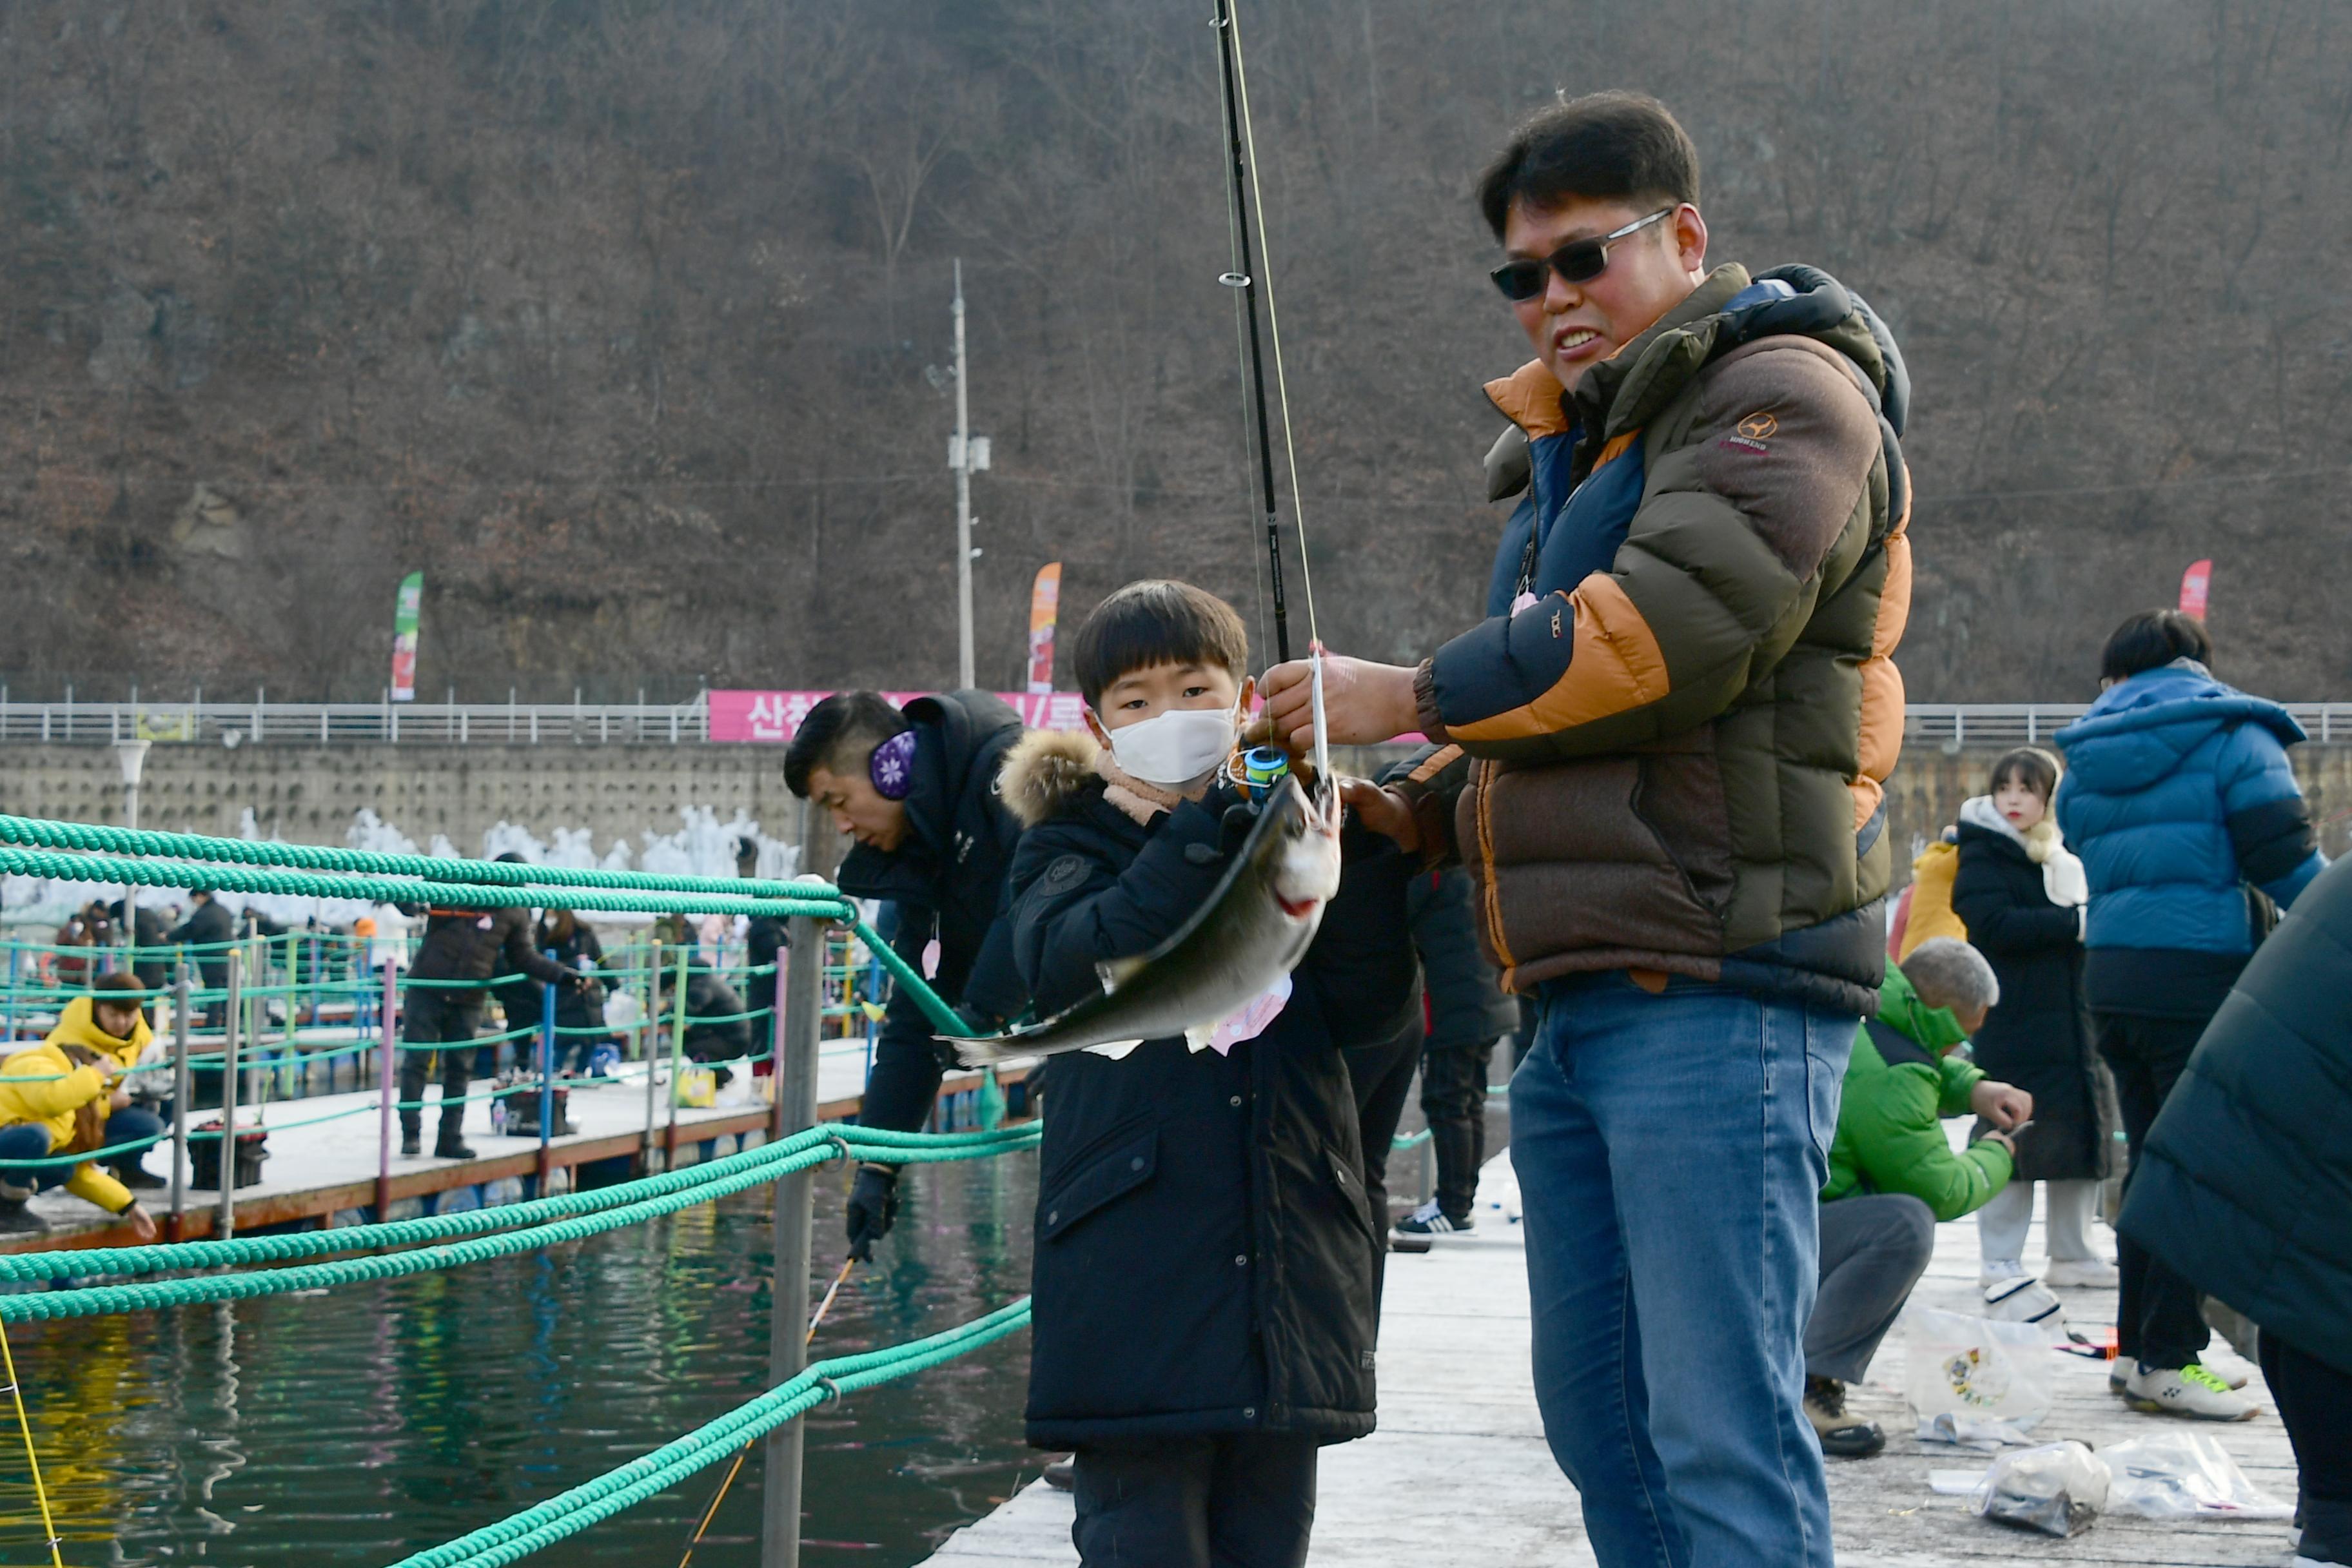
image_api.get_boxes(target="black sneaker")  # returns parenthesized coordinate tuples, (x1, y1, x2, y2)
(113, 1168, 168, 1191)
(400, 1134, 422, 1158)
(434, 1139, 478, 1161)
(1804, 1376, 1886, 1459)
(0, 1200, 49, 1236)
(1394, 1200, 1473, 1235)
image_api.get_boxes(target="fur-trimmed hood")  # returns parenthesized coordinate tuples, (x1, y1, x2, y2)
(999, 729, 1102, 828)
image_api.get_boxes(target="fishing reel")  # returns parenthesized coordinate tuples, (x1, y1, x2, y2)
(1232, 745, 1291, 803)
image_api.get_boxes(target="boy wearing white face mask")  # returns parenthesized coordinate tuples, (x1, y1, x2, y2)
(994, 580, 1419, 1568)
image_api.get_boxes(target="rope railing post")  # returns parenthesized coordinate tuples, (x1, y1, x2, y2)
(217, 945, 242, 1240)
(168, 969, 191, 1243)
(761, 901, 828, 1568)
(376, 960, 397, 1222)
(537, 957, 558, 1192)
(642, 939, 663, 1175)
(664, 946, 687, 1172)
(768, 949, 790, 1148)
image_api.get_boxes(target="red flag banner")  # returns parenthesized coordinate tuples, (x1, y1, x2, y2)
(1026, 563, 1063, 694)
(2179, 559, 2212, 621)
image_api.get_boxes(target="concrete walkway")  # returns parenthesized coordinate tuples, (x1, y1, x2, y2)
(921, 1152, 2300, 1567)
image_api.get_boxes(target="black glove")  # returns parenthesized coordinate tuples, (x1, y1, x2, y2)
(845, 1163, 900, 1261)
(556, 967, 587, 991)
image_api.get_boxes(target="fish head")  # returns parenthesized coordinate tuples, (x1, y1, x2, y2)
(1260, 775, 1342, 921)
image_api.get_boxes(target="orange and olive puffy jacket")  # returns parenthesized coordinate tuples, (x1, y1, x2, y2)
(1402, 264, 1910, 1014)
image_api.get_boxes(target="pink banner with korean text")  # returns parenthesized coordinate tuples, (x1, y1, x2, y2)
(709, 689, 1093, 743)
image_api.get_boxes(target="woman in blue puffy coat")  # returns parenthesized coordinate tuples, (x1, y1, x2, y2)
(2054, 609, 2325, 1422)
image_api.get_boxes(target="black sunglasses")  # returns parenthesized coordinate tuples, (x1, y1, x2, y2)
(1488, 208, 1674, 302)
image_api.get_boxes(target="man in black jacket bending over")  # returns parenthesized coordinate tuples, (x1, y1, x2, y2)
(401, 854, 580, 1160)
(785, 691, 1028, 1259)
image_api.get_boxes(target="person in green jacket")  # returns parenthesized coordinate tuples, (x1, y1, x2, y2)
(1806, 939, 2032, 1458)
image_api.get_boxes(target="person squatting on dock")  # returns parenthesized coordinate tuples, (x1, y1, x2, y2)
(1264, 92, 1910, 1567)
(1807, 941, 2027, 1459)
(0, 972, 164, 1239)
(398, 854, 583, 1162)
(994, 582, 1416, 1568)
(783, 689, 1030, 1260)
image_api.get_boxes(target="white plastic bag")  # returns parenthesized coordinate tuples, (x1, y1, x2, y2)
(2101, 1432, 2295, 1520)
(1901, 1303, 2055, 1446)
(1972, 1441, 2108, 1537)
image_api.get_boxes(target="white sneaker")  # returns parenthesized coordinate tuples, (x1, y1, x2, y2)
(1983, 1274, 2066, 1329)
(2044, 1258, 2121, 1288)
(2123, 1362, 2259, 1421)
(1978, 1259, 2029, 1289)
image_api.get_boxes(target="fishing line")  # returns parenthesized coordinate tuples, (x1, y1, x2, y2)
(676, 1254, 859, 1568)
(1224, 0, 1331, 778)
(0, 1315, 65, 1568)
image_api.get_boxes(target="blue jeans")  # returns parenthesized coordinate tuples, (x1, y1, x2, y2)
(1512, 975, 1854, 1568)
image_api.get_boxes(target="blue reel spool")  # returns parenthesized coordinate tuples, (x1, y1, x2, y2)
(1238, 746, 1291, 801)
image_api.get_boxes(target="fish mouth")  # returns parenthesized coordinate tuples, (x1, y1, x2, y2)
(1275, 894, 1322, 919)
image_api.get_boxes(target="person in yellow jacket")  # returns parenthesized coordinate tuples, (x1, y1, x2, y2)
(0, 974, 164, 1238)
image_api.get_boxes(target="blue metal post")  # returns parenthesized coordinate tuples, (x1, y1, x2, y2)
(536, 949, 558, 1191)
(3, 944, 17, 1043)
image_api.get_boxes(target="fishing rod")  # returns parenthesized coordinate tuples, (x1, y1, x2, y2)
(1213, 0, 1331, 780)
(1213, 0, 1289, 667)
(677, 1254, 860, 1568)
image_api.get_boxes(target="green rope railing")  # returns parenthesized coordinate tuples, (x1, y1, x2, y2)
(0, 844, 847, 922)
(0, 1123, 1040, 1321)
(384, 1298, 1034, 1568)
(0, 815, 817, 903)
(0, 1123, 1036, 1283)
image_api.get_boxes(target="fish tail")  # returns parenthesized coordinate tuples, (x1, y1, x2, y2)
(946, 1035, 1015, 1068)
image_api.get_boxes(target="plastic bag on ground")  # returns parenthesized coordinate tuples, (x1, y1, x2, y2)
(2100, 1431, 2295, 1520)
(1901, 1303, 2055, 1446)
(1972, 1441, 2108, 1537)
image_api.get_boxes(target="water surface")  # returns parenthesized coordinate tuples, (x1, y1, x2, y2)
(0, 1152, 1040, 1567)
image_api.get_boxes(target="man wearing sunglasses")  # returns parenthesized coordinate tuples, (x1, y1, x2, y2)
(1262, 93, 1911, 1567)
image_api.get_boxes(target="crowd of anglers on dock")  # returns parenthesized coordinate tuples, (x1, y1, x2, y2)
(6, 90, 2347, 1568)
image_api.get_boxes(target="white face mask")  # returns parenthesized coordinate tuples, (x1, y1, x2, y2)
(1107, 703, 1239, 788)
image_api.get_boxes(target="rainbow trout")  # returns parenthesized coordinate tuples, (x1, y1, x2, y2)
(949, 775, 1342, 1065)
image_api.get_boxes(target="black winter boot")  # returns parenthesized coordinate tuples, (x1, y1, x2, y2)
(434, 1110, 476, 1161)
(0, 1194, 49, 1235)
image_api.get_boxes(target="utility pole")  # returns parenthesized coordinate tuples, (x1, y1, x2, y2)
(948, 260, 990, 692)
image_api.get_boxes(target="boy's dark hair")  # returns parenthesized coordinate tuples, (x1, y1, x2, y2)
(1072, 581, 1251, 709)
(92, 971, 146, 1003)
(2100, 609, 2213, 683)
(783, 692, 911, 798)
(1988, 747, 2061, 802)
(1476, 91, 1700, 242)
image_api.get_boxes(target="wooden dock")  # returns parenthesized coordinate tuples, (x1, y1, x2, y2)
(1, 1041, 1027, 1251)
(921, 1152, 2300, 1567)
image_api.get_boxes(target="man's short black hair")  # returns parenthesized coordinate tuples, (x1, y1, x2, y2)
(1070, 581, 1251, 709)
(783, 692, 911, 798)
(2100, 609, 2213, 683)
(1476, 91, 1700, 242)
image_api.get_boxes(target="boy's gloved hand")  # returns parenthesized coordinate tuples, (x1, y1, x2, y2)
(845, 1163, 900, 1260)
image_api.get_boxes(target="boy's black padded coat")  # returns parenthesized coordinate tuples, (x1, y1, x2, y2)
(1002, 768, 1415, 1449)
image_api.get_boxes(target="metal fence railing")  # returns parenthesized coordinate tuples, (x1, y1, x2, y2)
(1904, 702, 2352, 747)
(0, 696, 713, 746)
(2, 696, 2349, 747)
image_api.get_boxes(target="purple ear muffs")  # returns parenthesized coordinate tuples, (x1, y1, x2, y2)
(869, 730, 917, 800)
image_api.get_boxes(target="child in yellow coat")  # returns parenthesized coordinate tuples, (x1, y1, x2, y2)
(0, 974, 164, 1238)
